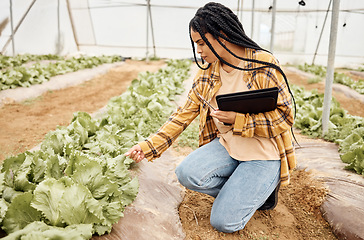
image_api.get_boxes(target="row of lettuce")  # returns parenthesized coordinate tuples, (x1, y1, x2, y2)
(0, 59, 191, 239)
(0, 54, 123, 90)
(0, 56, 362, 239)
(296, 63, 364, 175)
(147, 62, 364, 176)
(298, 63, 364, 94)
(174, 63, 364, 176)
(293, 85, 364, 175)
(177, 85, 364, 176)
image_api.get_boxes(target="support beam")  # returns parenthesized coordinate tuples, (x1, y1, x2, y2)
(145, 0, 150, 61)
(9, 0, 15, 56)
(322, 0, 340, 135)
(312, 0, 332, 65)
(251, 0, 255, 39)
(56, 0, 61, 54)
(239, 0, 244, 22)
(66, 0, 80, 51)
(148, 1, 156, 58)
(2, 0, 37, 55)
(270, 0, 277, 52)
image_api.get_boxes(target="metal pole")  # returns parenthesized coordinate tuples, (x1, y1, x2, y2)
(237, 0, 240, 15)
(270, 0, 277, 52)
(87, 0, 97, 46)
(2, 0, 37, 55)
(312, 0, 332, 65)
(56, 0, 61, 54)
(148, 1, 156, 57)
(322, 0, 340, 135)
(240, 0, 243, 22)
(66, 0, 80, 51)
(145, 0, 150, 61)
(9, 0, 15, 56)
(251, 0, 255, 38)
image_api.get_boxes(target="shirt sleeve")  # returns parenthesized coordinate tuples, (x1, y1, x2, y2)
(139, 72, 203, 161)
(232, 63, 294, 138)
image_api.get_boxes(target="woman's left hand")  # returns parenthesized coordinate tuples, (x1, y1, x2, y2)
(210, 110, 237, 125)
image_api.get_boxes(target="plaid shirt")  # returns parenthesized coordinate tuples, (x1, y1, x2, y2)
(139, 49, 296, 186)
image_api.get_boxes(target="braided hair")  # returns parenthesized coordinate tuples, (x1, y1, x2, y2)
(190, 2, 299, 145)
(190, 2, 284, 74)
(189, 2, 296, 115)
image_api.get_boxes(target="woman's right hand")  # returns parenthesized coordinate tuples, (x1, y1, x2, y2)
(125, 144, 145, 163)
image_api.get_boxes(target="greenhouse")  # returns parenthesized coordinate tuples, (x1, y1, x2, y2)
(0, 0, 363, 239)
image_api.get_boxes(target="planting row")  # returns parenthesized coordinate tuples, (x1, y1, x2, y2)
(298, 63, 364, 94)
(293, 85, 364, 175)
(0, 54, 62, 70)
(0, 59, 191, 239)
(0, 54, 123, 90)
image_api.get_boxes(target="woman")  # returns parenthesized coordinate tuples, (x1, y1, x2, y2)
(126, 2, 296, 233)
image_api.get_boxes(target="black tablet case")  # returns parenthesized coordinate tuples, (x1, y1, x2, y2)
(216, 87, 279, 114)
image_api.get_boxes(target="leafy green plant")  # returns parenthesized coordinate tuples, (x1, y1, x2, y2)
(292, 85, 364, 175)
(297, 63, 364, 94)
(298, 63, 326, 78)
(307, 76, 322, 84)
(334, 72, 364, 94)
(0, 54, 62, 70)
(0, 59, 192, 239)
(0, 55, 122, 90)
(176, 118, 199, 150)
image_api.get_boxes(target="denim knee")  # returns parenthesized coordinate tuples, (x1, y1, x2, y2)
(175, 164, 200, 189)
(210, 213, 244, 233)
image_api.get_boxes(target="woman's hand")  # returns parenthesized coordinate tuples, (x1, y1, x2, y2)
(125, 145, 145, 163)
(210, 110, 236, 125)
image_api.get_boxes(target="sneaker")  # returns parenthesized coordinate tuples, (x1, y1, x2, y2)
(258, 181, 281, 211)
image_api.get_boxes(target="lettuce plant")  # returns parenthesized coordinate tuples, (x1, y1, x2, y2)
(0, 55, 122, 90)
(0, 59, 191, 239)
(293, 85, 364, 175)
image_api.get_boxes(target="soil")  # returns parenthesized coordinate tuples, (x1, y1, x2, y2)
(0, 60, 165, 160)
(284, 67, 364, 117)
(1, 61, 363, 239)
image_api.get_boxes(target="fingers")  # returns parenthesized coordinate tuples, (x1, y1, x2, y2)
(135, 151, 145, 163)
(126, 150, 142, 162)
(210, 110, 219, 118)
(211, 110, 236, 124)
(125, 145, 145, 163)
(211, 110, 225, 120)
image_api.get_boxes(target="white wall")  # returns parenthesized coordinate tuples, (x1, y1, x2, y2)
(1, 0, 363, 68)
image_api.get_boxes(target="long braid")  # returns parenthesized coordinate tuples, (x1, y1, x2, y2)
(190, 2, 299, 145)
(189, 27, 211, 70)
(192, 21, 269, 73)
(189, 2, 297, 117)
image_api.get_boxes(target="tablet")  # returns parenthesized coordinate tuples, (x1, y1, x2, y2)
(216, 87, 279, 114)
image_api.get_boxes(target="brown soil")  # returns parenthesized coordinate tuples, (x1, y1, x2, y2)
(0, 60, 165, 161)
(284, 68, 364, 118)
(173, 135, 338, 240)
(1, 62, 363, 239)
(176, 167, 335, 240)
(175, 68, 364, 240)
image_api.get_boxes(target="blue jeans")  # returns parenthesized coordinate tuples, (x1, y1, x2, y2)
(175, 138, 281, 233)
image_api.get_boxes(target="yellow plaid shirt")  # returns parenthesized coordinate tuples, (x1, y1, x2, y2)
(139, 49, 296, 186)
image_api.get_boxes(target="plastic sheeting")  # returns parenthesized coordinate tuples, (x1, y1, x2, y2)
(92, 151, 185, 240)
(90, 65, 197, 240)
(296, 142, 364, 240)
(0, 62, 124, 107)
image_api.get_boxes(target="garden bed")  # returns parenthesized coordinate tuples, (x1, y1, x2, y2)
(1, 60, 363, 239)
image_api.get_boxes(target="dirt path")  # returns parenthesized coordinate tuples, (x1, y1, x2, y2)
(172, 139, 337, 240)
(284, 67, 364, 117)
(0, 60, 165, 161)
(175, 68, 364, 240)
(1, 62, 363, 239)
